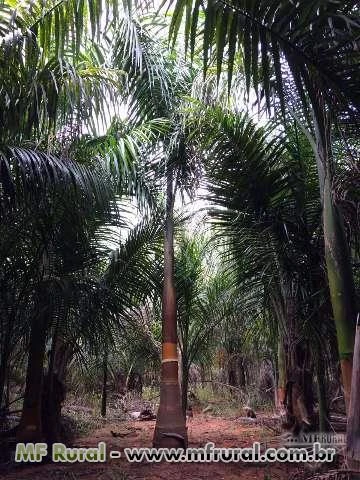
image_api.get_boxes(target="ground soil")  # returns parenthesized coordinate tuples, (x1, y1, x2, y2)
(1, 414, 313, 480)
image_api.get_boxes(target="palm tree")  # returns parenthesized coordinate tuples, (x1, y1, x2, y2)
(164, 0, 360, 415)
(347, 321, 360, 470)
(192, 104, 335, 429)
(0, 0, 192, 447)
(175, 233, 241, 413)
(0, 0, 157, 442)
(109, 11, 206, 447)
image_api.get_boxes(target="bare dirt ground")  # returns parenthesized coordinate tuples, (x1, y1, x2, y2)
(2, 414, 308, 480)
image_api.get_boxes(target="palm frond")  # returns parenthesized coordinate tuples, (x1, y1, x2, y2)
(0, 146, 114, 218)
(166, 0, 360, 120)
(0, 38, 124, 142)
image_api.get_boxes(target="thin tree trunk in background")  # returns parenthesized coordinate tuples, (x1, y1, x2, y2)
(238, 357, 246, 387)
(5, 370, 10, 410)
(153, 165, 187, 448)
(347, 322, 360, 472)
(181, 363, 189, 415)
(312, 102, 356, 413)
(0, 319, 14, 410)
(273, 362, 278, 408)
(277, 327, 286, 410)
(228, 359, 236, 387)
(178, 347, 183, 394)
(270, 286, 288, 412)
(41, 327, 57, 444)
(316, 353, 329, 432)
(101, 348, 108, 418)
(200, 362, 206, 387)
(0, 347, 9, 410)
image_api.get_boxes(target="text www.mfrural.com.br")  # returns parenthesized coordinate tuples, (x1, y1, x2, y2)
(15, 441, 336, 464)
(123, 442, 335, 463)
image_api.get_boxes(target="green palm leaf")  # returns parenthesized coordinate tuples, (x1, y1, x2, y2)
(0, 146, 113, 217)
(166, 0, 360, 120)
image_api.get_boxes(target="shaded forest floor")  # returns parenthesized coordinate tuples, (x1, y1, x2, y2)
(1, 412, 334, 480)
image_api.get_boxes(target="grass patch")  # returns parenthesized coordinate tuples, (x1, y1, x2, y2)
(190, 384, 273, 416)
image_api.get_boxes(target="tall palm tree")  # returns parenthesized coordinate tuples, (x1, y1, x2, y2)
(163, 0, 360, 415)
(0, 1, 192, 447)
(2, 164, 115, 442)
(193, 104, 334, 429)
(0, 0, 153, 441)
(110, 12, 204, 447)
(153, 155, 187, 446)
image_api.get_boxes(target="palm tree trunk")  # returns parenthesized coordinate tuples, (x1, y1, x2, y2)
(0, 346, 10, 410)
(16, 305, 48, 442)
(42, 335, 69, 444)
(323, 176, 356, 412)
(277, 328, 286, 410)
(316, 354, 328, 432)
(313, 107, 356, 412)
(0, 316, 14, 410)
(101, 348, 108, 418)
(270, 292, 287, 410)
(347, 322, 360, 470)
(181, 365, 189, 416)
(153, 165, 187, 448)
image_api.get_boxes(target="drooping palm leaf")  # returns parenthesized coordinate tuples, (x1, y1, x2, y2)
(0, 37, 124, 142)
(165, 0, 360, 121)
(0, 146, 114, 218)
(0, 0, 149, 57)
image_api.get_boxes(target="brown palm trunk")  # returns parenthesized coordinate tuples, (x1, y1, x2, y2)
(181, 363, 189, 416)
(153, 166, 187, 448)
(101, 348, 108, 418)
(0, 345, 10, 410)
(42, 333, 69, 445)
(316, 352, 329, 432)
(17, 302, 48, 442)
(277, 328, 286, 410)
(347, 322, 360, 471)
